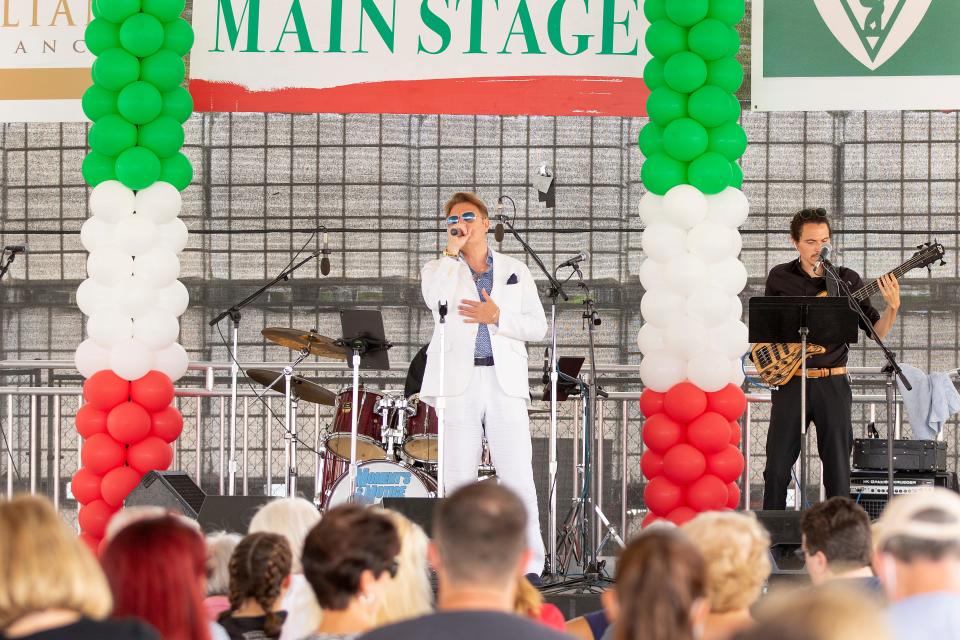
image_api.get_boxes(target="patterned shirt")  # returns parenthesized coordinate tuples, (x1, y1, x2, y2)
(466, 249, 494, 359)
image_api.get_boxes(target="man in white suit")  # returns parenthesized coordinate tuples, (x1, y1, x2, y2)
(419, 191, 548, 577)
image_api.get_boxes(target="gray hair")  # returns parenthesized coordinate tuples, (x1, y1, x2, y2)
(205, 531, 242, 596)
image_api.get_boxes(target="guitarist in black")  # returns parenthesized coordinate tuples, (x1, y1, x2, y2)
(763, 207, 900, 509)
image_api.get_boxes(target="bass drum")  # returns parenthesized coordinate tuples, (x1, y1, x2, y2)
(324, 460, 437, 509)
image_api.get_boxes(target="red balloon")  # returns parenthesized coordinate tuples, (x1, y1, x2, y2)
(79, 532, 101, 555)
(127, 436, 173, 475)
(666, 505, 697, 526)
(130, 371, 175, 412)
(78, 499, 117, 539)
(641, 450, 665, 480)
(81, 433, 126, 475)
(726, 481, 741, 509)
(663, 382, 708, 424)
(707, 445, 745, 484)
(686, 412, 731, 454)
(101, 465, 143, 508)
(76, 404, 108, 438)
(707, 384, 747, 421)
(151, 406, 184, 443)
(644, 476, 685, 516)
(106, 402, 152, 444)
(662, 443, 707, 486)
(686, 474, 728, 512)
(83, 370, 130, 411)
(641, 512, 662, 528)
(643, 414, 684, 454)
(71, 467, 103, 505)
(639, 389, 666, 417)
(729, 421, 741, 445)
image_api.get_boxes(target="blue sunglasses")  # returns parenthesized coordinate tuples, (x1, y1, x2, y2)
(446, 212, 478, 225)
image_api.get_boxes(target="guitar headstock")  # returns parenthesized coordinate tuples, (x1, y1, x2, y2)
(913, 240, 947, 271)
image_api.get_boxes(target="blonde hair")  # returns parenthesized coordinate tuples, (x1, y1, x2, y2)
(206, 531, 242, 596)
(0, 495, 112, 629)
(248, 497, 321, 574)
(748, 583, 890, 640)
(374, 509, 433, 625)
(682, 511, 771, 613)
(514, 575, 543, 618)
(443, 192, 489, 218)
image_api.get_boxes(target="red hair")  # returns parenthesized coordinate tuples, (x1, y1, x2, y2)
(101, 516, 211, 640)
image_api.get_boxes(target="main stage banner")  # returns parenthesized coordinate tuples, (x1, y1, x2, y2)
(752, 0, 960, 111)
(188, 0, 650, 116)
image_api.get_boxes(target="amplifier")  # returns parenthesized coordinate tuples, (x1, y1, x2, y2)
(852, 438, 946, 473)
(850, 470, 958, 519)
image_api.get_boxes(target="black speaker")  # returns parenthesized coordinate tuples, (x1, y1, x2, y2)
(543, 591, 603, 619)
(754, 510, 806, 577)
(381, 497, 441, 536)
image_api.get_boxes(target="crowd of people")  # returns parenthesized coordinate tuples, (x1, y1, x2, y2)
(2, 483, 960, 640)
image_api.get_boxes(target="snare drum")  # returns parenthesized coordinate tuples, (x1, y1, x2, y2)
(401, 394, 438, 463)
(323, 459, 437, 508)
(325, 388, 385, 461)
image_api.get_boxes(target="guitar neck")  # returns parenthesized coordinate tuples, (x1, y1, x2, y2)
(851, 259, 921, 301)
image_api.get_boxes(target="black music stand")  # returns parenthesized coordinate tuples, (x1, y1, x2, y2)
(749, 297, 859, 509)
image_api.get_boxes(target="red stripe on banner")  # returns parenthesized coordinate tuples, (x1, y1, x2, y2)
(189, 76, 648, 117)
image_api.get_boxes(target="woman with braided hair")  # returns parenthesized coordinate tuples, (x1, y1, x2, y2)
(218, 533, 293, 640)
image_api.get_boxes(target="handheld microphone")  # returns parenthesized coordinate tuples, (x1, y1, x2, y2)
(4, 245, 26, 254)
(556, 251, 589, 270)
(319, 231, 331, 276)
(450, 227, 462, 237)
(494, 199, 505, 243)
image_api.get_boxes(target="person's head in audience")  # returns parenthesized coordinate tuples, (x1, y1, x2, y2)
(101, 515, 211, 640)
(374, 509, 432, 625)
(205, 532, 242, 598)
(602, 528, 708, 640)
(683, 512, 771, 640)
(301, 504, 400, 636)
(248, 497, 321, 574)
(219, 532, 292, 638)
(800, 497, 874, 585)
(430, 482, 530, 610)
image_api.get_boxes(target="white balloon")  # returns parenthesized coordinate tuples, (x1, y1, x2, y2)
(665, 254, 707, 296)
(76, 278, 116, 316)
(155, 280, 189, 316)
(638, 193, 665, 226)
(705, 187, 749, 229)
(688, 221, 734, 264)
(685, 287, 734, 328)
(640, 289, 684, 328)
(729, 229, 743, 258)
(80, 217, 116, 252)
(154, 342, 189, 381)
(134, 182, 182, 224)
(662, 184, 708, 230)
(729, 359, 746, 387)
(708, 258, 749, 295)
(87, 248, 134, 286)
(113, 215, 157, 257)
(89, 180, 135, 223)
(115, 275, 157, 318)
(74, 339, 111, 378)
(710, 320, 750, 359)
(639, 350, 687, 392)
(730, 294, 743, 321)
(133, 311, 180, 350)
(637, 323, 667, 355)
(134, 249, 180, 287)
(109, 338, 155, 381)
(665, 314, 707, 360)
(638, 258, 668, 292)
(687, 350, 731, 392)
(157, 218, 189, 254)
(641, 223, 686, 263)
(87, 312, 134, 348)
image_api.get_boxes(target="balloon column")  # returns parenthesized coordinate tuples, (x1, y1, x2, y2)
(74, 0, 194, 551)
(638, 0, 747, 526)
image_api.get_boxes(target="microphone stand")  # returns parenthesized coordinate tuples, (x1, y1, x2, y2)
(0, 249, 19, 281)
(209, 250, 321, 496)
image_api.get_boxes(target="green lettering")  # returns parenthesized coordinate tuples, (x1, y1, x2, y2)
(600, 0, 637, 55)
(328, 0, 344, 52)
(356, 0, 396, 53)
(460, 0, 497, 54)
(211, 0, 263, 52)
(419, 0, 452, 54)
(273, 0, 316, 52)
(498, 0, 545, 54)
(548, 0, 592, 55)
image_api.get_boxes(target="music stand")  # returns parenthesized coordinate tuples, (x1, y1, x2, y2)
(749, 297, 859, 509)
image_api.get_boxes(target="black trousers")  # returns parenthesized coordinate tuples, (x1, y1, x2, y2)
(762, 374, 853, 510)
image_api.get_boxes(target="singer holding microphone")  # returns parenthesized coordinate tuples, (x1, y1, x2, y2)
(762, 207, 900, 509)
(419, 191, 548, 577)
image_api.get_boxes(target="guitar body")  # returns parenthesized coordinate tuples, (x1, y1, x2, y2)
(750, 341, 827, 386)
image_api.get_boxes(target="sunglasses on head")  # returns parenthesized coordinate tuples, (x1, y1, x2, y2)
(446, 212, 478, 225)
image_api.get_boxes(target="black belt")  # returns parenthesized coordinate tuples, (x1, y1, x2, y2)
(474, 356, 495, 366)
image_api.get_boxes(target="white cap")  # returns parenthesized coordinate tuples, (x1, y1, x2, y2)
(874, 487, 960, 551)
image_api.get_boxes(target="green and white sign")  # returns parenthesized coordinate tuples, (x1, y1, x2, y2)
(752, 0, 960, 110)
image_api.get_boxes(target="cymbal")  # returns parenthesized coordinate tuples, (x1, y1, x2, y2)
(246, 368, 337, 406)
(261, 328, 345, 360)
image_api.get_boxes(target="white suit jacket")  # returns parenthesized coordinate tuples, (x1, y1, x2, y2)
(419, 249, 548, 405)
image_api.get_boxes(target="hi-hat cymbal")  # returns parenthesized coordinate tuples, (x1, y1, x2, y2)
(246, 368, 337, 406)
(262, 328, 345, 360)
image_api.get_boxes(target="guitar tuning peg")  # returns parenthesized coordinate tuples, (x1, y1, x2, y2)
(917, 244, 924, 250)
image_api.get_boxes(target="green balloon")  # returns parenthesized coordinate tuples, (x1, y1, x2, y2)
(161, 87, 193, 123)
(91, 48, 140, 91)
(94, 0, 140, 23)
(708, 121, 747, 161)
(84, 18, 120, 55)
(89, 113, 137, 156)
(138, 115, 184, 158)
(688, 151, 733, 194)
(645, 20, 687, 59)
(646, 87, 688, 126)
(664, 51, 707, 94)
(140, 49, 185, 92)
(638, 122, 665, 157)
(141, 0, 185, 22)
(644, 57, 666, 90)
(82, 151, 117, 187)
(117, 81, 162, 124)
(641, 154, 687, 196)
(665, 0, 708, 27)
(644, 0, 666, 22)
(730, 161, 743, 188)
(115, 145, 161, 190)
(689, 85, 736, 128)
(663, 118, 709, 162)
(120, 13, 164, 57)
(82, 85, 118, 121)
(706, 57, 743, 93)
(709, 0, 746, 26)
(163, 18, 194, 56)
(688, 19, 739, 61)
(159, 152, 193, 191)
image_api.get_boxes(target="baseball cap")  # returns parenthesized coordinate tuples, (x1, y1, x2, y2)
(873, 488, 960, 551)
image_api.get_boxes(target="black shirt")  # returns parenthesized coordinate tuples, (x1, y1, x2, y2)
(1, 617, 159, 640)
(404, 344, 429, 398)
(218, 612, 288, 640)
(358, 610, 570, 640)
(764, 260, 882, 368)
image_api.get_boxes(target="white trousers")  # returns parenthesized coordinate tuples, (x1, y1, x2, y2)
(443, 366, 545, 575)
